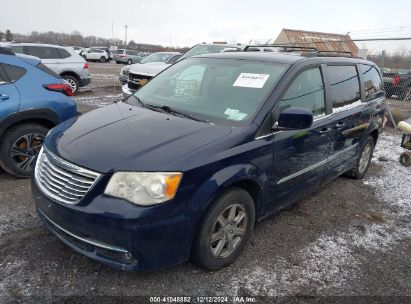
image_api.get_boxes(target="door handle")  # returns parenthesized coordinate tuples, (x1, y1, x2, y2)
(0, 94, 9, 101)
(335, 122, 345, 129)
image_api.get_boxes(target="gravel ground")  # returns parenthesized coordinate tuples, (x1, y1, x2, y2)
(0, 62, 410, 303)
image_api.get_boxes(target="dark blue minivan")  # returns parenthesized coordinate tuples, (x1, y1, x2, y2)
(32, 51, 386, 271)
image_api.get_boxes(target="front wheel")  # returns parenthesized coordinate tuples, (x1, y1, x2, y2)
(100, 56, 106, 63)
(345, 136, 375, 179)
(0, 123, 48, 178)
(192, 188, 255, 270)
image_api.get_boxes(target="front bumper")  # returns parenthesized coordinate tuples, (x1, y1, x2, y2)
(32, 178, 195, 271)
(122, 83, 134, 97)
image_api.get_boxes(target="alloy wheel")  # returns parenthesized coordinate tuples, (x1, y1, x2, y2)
(359, 142, 372, 174)
(11, 133, 44, 171)
(210, 203, 248, 258)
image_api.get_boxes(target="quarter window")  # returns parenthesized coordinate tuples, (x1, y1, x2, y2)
(278, 68, 326, 117)
(360, 64, 384, 101)
(328, 65, 360, 109)
(2, 64, 26, 82)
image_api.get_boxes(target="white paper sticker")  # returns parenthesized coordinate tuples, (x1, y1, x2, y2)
(224, 108, 239, 115)
(228, 112, 248, 121)
(224, 108, 247, 121)
(233, 73, 270, 88)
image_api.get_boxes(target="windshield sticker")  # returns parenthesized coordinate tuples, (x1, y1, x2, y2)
(224, 108, 248, 121)
(233, 73, 270, 88)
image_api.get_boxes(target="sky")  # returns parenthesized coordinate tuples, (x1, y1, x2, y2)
(1, 0, 411, 47)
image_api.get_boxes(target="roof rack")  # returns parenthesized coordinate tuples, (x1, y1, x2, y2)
(302, 50, 355, 57)
(0, 47, 14, 56)
(244, 44, 318, 52)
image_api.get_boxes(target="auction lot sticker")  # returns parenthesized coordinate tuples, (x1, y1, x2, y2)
(233, 73, 270, 88)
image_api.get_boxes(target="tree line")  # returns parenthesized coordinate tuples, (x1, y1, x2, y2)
(1, 29, 189, 53)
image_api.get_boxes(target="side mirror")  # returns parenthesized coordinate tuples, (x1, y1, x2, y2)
(276, 107, 313, 130)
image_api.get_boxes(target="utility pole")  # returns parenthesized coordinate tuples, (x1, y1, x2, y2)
(124, 25, 128, 47)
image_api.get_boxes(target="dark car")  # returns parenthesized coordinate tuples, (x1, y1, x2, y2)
(0, 47, 77, 178)
(383, 70, 411, 100)
(32, 51, 386, 271)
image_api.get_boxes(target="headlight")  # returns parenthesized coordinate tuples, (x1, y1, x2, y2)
(104, 172, 182, 206)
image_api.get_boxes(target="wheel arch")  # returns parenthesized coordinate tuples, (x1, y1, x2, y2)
(60, 70, 80, 81)
(0, 109, 58, 141)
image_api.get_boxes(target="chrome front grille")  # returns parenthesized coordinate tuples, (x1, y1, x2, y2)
(34, 148, 100, 205)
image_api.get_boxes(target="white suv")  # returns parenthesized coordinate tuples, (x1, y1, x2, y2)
(84, 48, 110, 63)
(9, 43, 91, 93)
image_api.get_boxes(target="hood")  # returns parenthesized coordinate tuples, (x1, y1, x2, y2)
(129, 62, 170, 77)
(46, 102, 232, 173)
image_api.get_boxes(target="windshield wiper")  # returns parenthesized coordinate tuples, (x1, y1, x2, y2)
(145, 104, 209, 123)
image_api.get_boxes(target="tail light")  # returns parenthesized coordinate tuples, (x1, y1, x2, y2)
(84, 63, 89, 69)
(392, 75, 401, 86)
(44, 83, 73, 96)
(120, 54, 126, 58)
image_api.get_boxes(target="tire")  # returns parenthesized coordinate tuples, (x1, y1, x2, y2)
(399, 152, 411, 167)
(62, 74, 79, 93)
(0, 123, 48, 178)
(116, 61, 121, 64)
(192, 187, 255, 271)
(127, 59, 132, 65)
(345, 136, 375, 179)
(100, 56, 106, 63)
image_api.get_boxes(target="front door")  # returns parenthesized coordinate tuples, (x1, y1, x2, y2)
(0, 64, 20, 119)
(270, 67, 334, 208)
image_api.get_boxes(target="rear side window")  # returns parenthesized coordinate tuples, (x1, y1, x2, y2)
(57, 48, 71, 59)
(2, 64, 26, 82)
(115, 49, 124, 54)
(36, 63, 61, 78)
(26, 46, 60, 59)
(10, 45, 24, 54)
(360, 64, 384, 101)
(328, 65, 360, 109)
(278, 68, 326, 117)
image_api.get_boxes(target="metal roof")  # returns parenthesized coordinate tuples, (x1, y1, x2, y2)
(274, 28, 359, 56)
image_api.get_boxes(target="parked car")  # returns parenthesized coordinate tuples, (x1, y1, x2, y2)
(122, 43, 242, 95)
(114, 49, 143, 64)
(90, 46, 113, 61)
(84, 48, 110, 63)
(0, 47, 77, 178)
(119, 53, 182, 86)
(8, 43, 91, 93)
(32, 51, 385, 271)
(383, 70, 411, 100)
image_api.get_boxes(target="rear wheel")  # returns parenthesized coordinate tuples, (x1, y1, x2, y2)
(345, 136, 375, 179)
(100, 56, 106, 63)
(399, 152, 411, 167)
(62, 74, 79, 93)
(192, 188, 255, 270)
(0, 123, 48, 178)
(116, 61, 121, 64)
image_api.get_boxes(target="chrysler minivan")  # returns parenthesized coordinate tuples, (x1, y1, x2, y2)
(32, 51, 386, 271)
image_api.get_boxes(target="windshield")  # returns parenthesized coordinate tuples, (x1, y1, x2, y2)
(180, 45, 239, 60)
(141, 53, 174, 64)
(126, 58, 289, 126)
(115, 49, 125, 54)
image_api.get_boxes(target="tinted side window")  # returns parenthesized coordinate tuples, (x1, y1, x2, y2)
(26, 46, 60, 59)
(10, 45, 24, 54)
(328, 65, 360, 109)
(360, 64, 384, 101)
(57, 48, 71, 59)
(2, 64, 26, 82)
(278, 68, 326, 117)
(0, 66, 6, 83)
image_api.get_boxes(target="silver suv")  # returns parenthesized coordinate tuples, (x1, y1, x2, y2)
(9, 43, 91, 93)
(114, 49, 143, 64)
